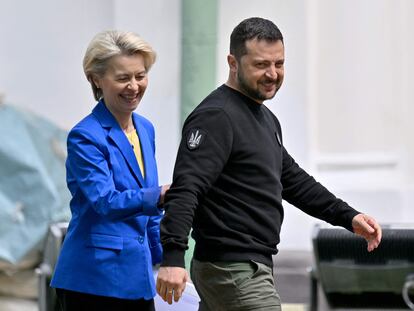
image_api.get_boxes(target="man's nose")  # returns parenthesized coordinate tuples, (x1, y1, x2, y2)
(265, 66, 278, 79)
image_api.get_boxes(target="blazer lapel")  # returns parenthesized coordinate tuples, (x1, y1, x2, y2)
(133, 115, 157, 187)
(93, 101, 145, 187)
(109, 127, 146, 187)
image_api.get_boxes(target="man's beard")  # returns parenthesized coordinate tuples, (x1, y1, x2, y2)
(237, 69, 279, 102)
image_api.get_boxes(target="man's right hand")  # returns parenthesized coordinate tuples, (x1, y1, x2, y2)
(156, 266, 189, 304)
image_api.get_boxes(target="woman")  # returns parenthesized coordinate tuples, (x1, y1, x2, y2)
(51, 30, 169, 311)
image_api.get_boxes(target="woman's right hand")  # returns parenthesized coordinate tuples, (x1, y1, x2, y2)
(158, 184, 171, 205)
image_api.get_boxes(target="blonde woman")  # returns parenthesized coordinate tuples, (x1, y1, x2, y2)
(51, 30, 169, 311)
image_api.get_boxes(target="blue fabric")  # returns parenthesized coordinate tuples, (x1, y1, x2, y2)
(51, 100, 163, 300)
(0, 104, 70, 263)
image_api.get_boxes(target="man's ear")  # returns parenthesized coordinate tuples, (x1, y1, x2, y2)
(227, 54, 238, 73)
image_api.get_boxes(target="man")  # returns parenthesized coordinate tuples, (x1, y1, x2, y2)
(156, 17, 382, 310)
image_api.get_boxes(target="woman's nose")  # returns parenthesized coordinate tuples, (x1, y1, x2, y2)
(127, 79, 139, 91)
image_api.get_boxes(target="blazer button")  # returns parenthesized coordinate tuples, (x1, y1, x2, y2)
(138, 236, 144, 244)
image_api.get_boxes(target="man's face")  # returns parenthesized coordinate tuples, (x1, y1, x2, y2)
(235, 39, 285, 103)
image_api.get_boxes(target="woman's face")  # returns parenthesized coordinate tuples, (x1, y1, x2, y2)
(93, 53, 148, 116)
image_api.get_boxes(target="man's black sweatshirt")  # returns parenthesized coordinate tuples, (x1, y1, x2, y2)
(161, 84, 359, 268)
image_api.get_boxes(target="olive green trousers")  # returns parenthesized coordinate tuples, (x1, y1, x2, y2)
(191, 259, 282, 311)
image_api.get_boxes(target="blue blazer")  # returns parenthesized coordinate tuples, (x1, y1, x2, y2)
(51, 100, 163, 300)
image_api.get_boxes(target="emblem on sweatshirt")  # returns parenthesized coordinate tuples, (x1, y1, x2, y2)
(187, 128, 206, 150)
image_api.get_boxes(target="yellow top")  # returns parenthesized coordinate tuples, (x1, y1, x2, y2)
(125, 129, 145, 178)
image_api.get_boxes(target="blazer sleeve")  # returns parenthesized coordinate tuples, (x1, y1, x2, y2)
(147, 214, 163, 265)
(66, 126, 162, 221)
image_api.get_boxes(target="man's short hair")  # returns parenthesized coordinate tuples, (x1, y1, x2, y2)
(230, 17, 284, 61)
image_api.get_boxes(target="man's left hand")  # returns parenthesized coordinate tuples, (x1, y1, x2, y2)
(352, 213, 382, 252)
(156, 266, 188, 304)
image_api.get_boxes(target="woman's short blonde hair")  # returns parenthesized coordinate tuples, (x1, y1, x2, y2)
(83, 30, 156, 101)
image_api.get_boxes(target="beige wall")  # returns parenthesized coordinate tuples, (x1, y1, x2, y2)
(313, 1, 402, 154)
(306, 0, 414, 247)
(0, 0, 114, 129)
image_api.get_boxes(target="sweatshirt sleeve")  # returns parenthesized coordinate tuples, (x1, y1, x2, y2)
(160, 108, 233, 268)
(281, 147, 359, 231)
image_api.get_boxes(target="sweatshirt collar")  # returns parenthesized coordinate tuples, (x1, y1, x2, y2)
(221, 84, 262, 111)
